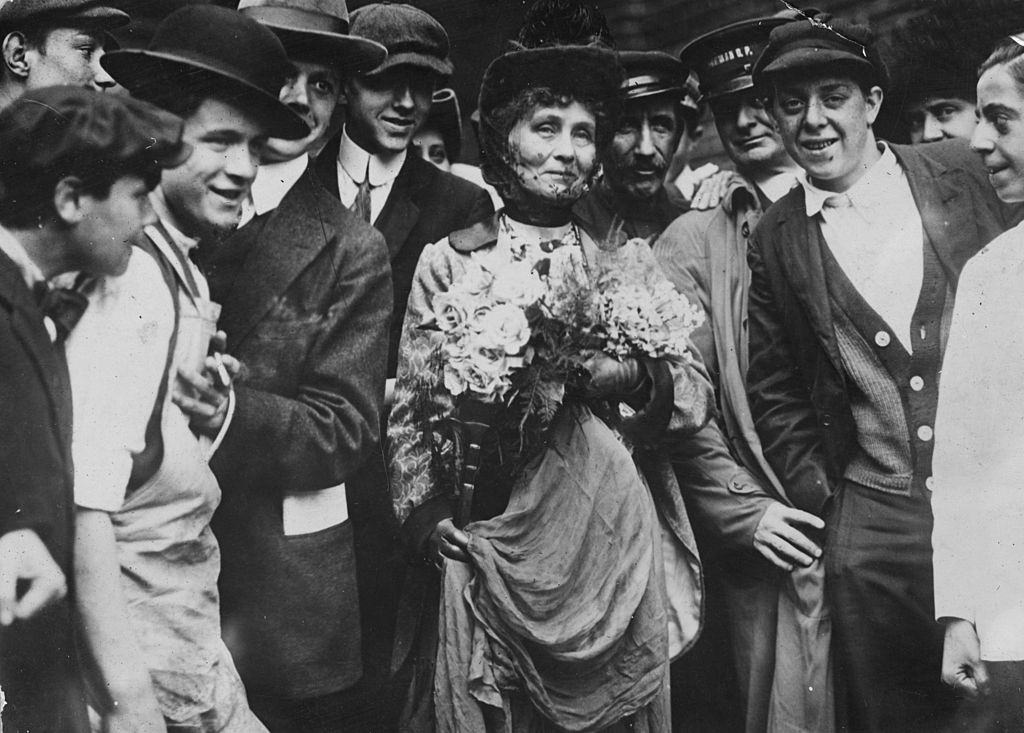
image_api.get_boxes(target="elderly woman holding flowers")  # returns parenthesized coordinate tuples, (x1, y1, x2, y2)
(387, 39, 713, 732)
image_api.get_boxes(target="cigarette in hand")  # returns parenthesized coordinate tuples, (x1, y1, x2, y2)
(212, 352, 231, 388)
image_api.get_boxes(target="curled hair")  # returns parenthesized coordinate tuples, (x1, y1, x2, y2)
(979, 37, 1024, 91)
(517, 0, 615, 49)
(479, 86, 613, 203)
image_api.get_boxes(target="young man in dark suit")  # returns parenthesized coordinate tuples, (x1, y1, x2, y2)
(313, 2, 493, 386)
(745, 14, 1018, 732)
(195, 2, 394, 730)
(0, 85, 182, 733)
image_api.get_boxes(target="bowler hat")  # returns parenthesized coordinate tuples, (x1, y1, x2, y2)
(751, 13, 888, 90)
(0, 85, 187, 203)
(680, 10, 814, 100)
(238, 0, 387, 74)
(101, 5, 308, 139)
(0, 0, 128, 29)
(105, 0, 210, 52)
(349, 3, 453, 77)
(478, 43, 622, 121)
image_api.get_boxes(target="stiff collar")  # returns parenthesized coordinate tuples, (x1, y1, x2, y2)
(250, 154, 308, 217)
(0, 225, 44, 290)
(802, 143, 900, 217)
(338, 127, 406, 187)
(149, 187, 201, 255)
(756, 169, 802, 205)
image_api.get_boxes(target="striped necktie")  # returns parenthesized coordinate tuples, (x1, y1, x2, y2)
(351, 160, 373, 223)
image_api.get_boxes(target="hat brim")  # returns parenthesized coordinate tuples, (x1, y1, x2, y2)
(102, 49, 309, 140)
(263, 26, 388, 75)
(371, 51, 453, 78)
(479, 45, 622, 116)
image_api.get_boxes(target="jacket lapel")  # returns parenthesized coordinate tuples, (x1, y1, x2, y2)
(220, 170, 334, 345)
(375, 157, 421, 261)
(892, 144, 975, 279)
(772, 194, 844, 374)
(313, 133, 341, 199)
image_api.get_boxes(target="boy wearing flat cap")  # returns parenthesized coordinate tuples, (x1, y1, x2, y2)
(744, 12, 1017, 732)
(69, 5, 310, 731)
(197, 2, 396, 730)
(655, 12, 831, 733)
(314, 2, 493, 386)
(573, 50, 692, 241)
(0, 85, 182, 733)
(0, 0, 126, 108)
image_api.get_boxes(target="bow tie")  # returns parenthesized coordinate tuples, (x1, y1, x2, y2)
(33, 280, 89, 342)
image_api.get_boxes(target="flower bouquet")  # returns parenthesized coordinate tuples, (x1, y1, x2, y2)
(429, 230, 704, 524)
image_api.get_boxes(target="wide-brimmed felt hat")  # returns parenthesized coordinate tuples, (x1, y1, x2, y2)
(349, 3, 453, 77)
(478, 43, 622, 120)
(101, 5, 309, 139)
(238, 0, 387, 75)
(752, 13, 888, 90)
(680, 10, 813, 100)
(0, 0, 128, 30)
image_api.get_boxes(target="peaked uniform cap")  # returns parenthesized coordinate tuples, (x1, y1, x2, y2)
(619, 50, 689, 103)
(0, 0, 128, 29)
(100, 5, 309, 139)
(238, 0, 387, 74)
(349, 3, 453, 77)
(680, 13, 807, 100)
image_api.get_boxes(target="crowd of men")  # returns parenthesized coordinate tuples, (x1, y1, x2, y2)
(1, 0, 1023, 731)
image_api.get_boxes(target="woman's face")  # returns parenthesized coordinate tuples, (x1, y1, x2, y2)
(972, 62, 1024, 202)
(506, 100, 597, 205)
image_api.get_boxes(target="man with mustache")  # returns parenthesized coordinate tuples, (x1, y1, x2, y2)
(574, 50, 695, 241)
(653, 13, 823, 732)
(745, 13, 1017, 732)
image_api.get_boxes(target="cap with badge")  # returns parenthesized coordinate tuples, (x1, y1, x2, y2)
(0, 85, 187, 203)
(348, 3, 453, 77)
(619, 50, 699, 126)
(0, 0, 128, 29)
(238, 0, 387, 75)
(751, 13, 888, 90)
(680, 9, 815, 100)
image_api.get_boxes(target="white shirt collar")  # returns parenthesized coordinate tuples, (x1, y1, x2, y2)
(149, 187, 200, 254)
(338, 127, 406, 187)
(0, 225, 45, 290)
(802, 143, 900, 217)
(756, 169, 803, 204)
(251, 154, 308, 216)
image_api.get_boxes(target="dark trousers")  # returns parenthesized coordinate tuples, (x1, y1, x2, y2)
(950, 661, 1024, 733)
(825, 481, 957, 732)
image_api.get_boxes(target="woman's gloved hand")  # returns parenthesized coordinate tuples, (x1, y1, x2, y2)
(581, 352, 646, 399)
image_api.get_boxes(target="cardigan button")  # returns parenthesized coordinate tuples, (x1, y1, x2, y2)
(874, 330, 891, 347)
(909, 376, 924, 391)
(925, 476, 935, 491)
(917, 425, 933, 442)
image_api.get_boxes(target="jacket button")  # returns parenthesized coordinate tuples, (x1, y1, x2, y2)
(917, 425, 933, 441)
(909, 376, 924, 391)
(874, 330, 891, 347)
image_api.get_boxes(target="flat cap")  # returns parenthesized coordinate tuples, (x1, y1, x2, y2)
(349, 3, 453, 77)
(0, 85, 187, 201)
(680, 11, 810, 100)
(752, 13, 888, 89)
(0, 0, 128, 29)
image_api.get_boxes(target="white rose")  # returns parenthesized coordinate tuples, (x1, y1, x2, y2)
(475, 303, 531, 354)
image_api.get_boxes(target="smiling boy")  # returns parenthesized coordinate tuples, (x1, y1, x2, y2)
(744, 13, 1017, 733)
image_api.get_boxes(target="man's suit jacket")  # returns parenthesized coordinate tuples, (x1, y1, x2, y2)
(207, 168, 393, 700)
(747, 139, 1015, 517)
(0, 250, 87, 731)
(314, 136, 494, 375)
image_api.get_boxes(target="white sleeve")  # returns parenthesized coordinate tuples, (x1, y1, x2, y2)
(66, 249, 175, 512)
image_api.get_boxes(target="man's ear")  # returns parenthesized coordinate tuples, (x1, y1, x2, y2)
(2, 32, 31, 80)
(53, 177, 85, 226)
(865, 85, 884, 126)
